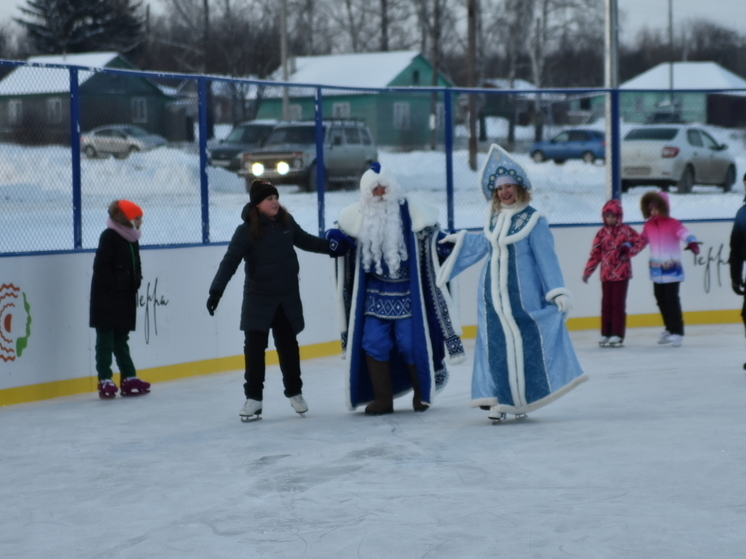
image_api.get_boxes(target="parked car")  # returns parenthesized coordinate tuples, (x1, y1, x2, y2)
(530, 129, 605, 164)
(621, 125, 737, 193)
(207, 120, 276, 172)
(239, 120, 378, 192)
(80, 125, 167, 159)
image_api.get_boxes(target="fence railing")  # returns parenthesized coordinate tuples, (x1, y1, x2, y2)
(1, 57, 744, 255)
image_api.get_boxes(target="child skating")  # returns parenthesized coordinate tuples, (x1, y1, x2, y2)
(639, 191, 700, 347)
(583, 199, 644, 347)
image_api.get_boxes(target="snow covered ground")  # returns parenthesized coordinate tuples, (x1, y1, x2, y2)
(1, 120, 745, 253)
(2, 324, 745, 558)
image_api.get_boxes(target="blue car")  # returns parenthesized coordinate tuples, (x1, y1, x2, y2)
(530, 129, 605, 164)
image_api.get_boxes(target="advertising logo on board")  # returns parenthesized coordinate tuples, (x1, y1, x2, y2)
(0, 283, 32, 362)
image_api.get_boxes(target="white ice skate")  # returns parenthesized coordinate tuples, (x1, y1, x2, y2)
(239, 398, 263, 422)
(289, 394, 308, 417)
(669, 334, 682, 347)
(657, 330, 672, 344)
(608, 336, 624, 347)
(598, 336, 610, 347)
(488, 406, 506, 424)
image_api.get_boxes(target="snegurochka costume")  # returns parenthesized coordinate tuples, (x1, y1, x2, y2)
(436, 144, 587, 417)
(334, 165, 465, 412)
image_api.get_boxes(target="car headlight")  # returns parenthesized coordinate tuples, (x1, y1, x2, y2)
(276, 161, 290, 175)
(251, 162, 265, 176)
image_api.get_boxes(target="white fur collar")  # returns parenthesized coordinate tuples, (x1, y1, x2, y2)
(337, 194, 438, 237)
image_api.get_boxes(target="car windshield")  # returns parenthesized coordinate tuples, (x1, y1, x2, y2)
(624, 128, 678, 141)
(121, 127, 148, 137)
(225, 125, 269, 143)
(265, 126, 324, 146)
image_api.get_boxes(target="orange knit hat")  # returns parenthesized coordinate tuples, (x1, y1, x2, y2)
(117, 200, 143, 221)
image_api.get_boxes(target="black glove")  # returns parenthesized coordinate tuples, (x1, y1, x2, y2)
(732, 281, 745, 296)
(206, 291, 222, 316)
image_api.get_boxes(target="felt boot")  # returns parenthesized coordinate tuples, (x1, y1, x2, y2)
(408, 364, 429, 412)
(364, 355, 394, 415)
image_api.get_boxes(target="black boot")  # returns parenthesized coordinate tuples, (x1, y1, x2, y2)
(364, 355, 394, 415)
(407, 364, 429, 412)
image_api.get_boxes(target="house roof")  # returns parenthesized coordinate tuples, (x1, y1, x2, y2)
(0, 52, 124, 96)
(621, 61, 746, 91)
(272, 50, 430, 89)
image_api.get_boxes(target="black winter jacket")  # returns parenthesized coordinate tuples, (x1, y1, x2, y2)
(90, 228, 142, 331)
(209, 204, 331, 333)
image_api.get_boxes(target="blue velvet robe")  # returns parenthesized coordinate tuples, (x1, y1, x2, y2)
(437, 203, 587, 415)
(336, 196, 465, 411)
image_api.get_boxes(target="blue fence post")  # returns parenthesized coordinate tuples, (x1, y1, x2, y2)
(611, 88, 621, 199)
(444, 89, 455, 232)
(315, 86, 325, 235)
(69, 67, 82, 249)
(197, 78, 210, 243)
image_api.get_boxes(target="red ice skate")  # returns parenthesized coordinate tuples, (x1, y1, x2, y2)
(120, 377, 151, 397)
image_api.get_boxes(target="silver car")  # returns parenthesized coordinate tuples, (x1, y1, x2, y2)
(621, 125, 737, 193)
(239, 120, 378, 192)
(80, 125, 167, 159)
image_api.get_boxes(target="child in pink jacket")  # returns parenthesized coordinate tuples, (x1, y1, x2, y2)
(583, 199, 644, 346)
(639, 191, 700, 347)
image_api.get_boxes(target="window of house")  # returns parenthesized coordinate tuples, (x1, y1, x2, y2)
(47, 98, 62, 124)
(413, 70, 420, 85)
(132, 97, 147, 123)
(332, 102, 350, 118)
(8, 99, 22, 125)
(393, 102, 410, 130)
(288, 104, 302, 120)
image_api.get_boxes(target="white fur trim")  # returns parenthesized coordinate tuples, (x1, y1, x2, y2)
(473, 374, 588, 414)
(435, 230, 468, 288)
(337, 202, 363, 238)
(406, 193, 439, 232)
(545, 287, 571, 304)
(429, 233, 463, 336)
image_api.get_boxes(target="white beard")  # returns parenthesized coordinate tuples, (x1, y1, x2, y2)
(358, 196, 408, 277)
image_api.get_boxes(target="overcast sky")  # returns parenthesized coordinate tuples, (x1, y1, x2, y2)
(0, 0, 745, 45)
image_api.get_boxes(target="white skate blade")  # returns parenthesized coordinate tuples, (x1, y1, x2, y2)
(240, 414, 262, 422)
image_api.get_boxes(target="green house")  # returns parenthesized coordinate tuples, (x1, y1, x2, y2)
(254, 50, 455, 148)
(618, 61, 746, 126)
(0, 52, 182, 145)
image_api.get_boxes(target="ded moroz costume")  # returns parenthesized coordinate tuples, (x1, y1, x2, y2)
(436, 144, 587, 420)
(333, 163, 465, 414)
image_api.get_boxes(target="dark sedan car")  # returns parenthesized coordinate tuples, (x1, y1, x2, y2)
(530, 129, 605, 164)
(208, 120, 276, 172)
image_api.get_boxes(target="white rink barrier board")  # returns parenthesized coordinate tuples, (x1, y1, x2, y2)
(0, 219, 740, 405)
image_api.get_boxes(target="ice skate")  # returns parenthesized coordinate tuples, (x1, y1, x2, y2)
(120, 376, 150, 397)
(515, 413, 528, 420)
(598, 336, 610, 347)
(488, 406, 506, 424)
(97, 379, 118, 399)
(657, 330, 672, 344)
(608, 336, 624, 347)
(288, 394, 308, 417)
(669, 334, 682, 347)
(239, 398, 263, 422)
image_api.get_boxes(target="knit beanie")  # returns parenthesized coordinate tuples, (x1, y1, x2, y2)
(117, 200, 143, 220)
(249, 180, 279, 207)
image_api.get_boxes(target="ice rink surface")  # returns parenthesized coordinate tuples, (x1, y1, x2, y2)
(2, 324, 745, 558)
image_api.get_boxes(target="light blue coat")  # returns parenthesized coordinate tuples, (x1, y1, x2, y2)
(437, 203, 587, 414)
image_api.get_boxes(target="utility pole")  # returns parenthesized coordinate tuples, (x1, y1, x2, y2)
(668, 0, 674, 105)
(604, 0, 619, 200)
(281, 0, 289, 120)
(467, 0, 477, 170)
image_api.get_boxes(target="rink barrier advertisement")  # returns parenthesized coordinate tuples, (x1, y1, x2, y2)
(0, 220, 741, 406)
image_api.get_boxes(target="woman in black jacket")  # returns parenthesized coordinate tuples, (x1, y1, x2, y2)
(207, 180, 350, 421)
(90, 200, 151, 399)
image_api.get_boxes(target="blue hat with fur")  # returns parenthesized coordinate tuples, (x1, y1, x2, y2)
(479, 143, 532, 200)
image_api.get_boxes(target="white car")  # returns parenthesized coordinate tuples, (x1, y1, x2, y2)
(621, 125, 737, 193)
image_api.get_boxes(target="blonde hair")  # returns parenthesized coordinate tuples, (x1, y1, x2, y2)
(491, 183, 532, 213)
